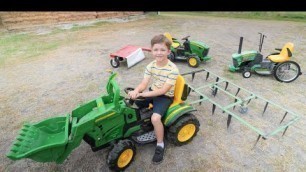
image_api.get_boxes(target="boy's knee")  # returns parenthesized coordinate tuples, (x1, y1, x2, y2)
(151, 113, 162, 124)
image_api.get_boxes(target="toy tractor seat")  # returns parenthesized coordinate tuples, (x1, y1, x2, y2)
(164, 32, 180, 48)
(170, 75, 188, 108)
(267, 42, 294, 63)
(147, 75, 188, 109)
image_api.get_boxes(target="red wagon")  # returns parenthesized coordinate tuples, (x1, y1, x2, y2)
(109, 45, 151, 68)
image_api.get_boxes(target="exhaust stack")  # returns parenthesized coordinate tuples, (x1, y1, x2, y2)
(238, 37, 243, 54)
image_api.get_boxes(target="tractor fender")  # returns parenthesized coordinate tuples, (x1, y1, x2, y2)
(163, 104, 197, 127)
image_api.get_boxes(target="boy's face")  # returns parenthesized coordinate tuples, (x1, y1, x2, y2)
(152, 43, 170, 62)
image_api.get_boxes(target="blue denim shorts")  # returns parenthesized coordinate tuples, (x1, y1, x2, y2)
(135, 95, 173, 117)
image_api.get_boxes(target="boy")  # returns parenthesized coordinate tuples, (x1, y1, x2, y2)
(128, 34, 179, 164)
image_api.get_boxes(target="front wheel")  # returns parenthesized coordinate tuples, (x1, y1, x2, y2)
(107, 139, 136, 171)
(187, 56, 201, 68)
(242, 69, 251, 78)
(167, 114, 200, 146)
(110, 57, 120, 68)
(273, 61, 301, 83)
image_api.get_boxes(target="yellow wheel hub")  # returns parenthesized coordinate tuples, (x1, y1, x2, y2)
(189, 58, 197, 66)
(178, 124, 196, 142)
(117, 149, 133, 168)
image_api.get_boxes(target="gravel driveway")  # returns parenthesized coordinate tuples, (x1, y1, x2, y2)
(1, 14, 305, 171)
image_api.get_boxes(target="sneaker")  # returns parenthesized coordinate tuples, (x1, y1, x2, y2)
(152, 145, 165, 165)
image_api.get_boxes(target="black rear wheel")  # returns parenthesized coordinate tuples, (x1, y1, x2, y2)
(167, 114, 200, 146)
(273, 61, 301, 83)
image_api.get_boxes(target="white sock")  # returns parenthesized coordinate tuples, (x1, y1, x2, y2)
(157, 142, 164, 148)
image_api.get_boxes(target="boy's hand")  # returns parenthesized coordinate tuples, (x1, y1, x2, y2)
(128, 90, 139, 100)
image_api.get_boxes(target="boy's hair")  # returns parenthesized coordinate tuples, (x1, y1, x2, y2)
(151, 34, 171, 50)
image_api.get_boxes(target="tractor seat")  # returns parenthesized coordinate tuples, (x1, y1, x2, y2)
(170, 75, 187, 108)
(164, 32, 180, 49)
(267, 42, 294, 63)
(148, 75, 187, 109)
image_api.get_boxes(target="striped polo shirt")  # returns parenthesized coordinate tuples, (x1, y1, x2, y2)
(144, 60, 179, 97)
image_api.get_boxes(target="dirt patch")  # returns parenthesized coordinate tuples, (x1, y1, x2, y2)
(1, 14, 306, 171)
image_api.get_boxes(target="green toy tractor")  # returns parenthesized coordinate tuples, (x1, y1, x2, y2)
(7, 71, 200, 171)
(229, 33, 302, 83)
(164, 32, 211, 68)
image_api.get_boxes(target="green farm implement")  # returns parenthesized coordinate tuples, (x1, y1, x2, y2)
(7, 69, 301, 171)
(182, 69, 300, 145)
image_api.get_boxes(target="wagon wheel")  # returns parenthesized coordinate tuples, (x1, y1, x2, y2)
(187, 56, 201, 68)
(273, 61, 301, 83)
(110, 56, 120, 68)
(167, 114, 200, 146)
(107, 139, 136, 171)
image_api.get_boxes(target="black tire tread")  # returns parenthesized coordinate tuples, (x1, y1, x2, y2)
(167, 114, 200, 146)
(107, 139, 136, 171)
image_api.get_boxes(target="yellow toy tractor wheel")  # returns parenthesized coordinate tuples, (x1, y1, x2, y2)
(167, 114, 200, 146)
(107, 139, 136, 171)
(188, 56, 201, 68)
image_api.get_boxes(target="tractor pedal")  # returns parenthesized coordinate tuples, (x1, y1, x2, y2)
(132, 131, 156, 144)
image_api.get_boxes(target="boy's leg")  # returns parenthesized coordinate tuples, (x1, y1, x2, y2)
(135, 97, 153, 109)
(151, 113, 164, 144)
(151, 96, 173, 164)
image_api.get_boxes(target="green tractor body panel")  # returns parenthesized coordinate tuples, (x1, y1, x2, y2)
(189, 41, 211, 61)
(6, 115, 70, 163)
(163, 103, 196, 126)
(231, 50, 258, 69)
(6, 72, 142, 164)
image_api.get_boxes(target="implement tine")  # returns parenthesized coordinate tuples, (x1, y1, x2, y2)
(192, 72, 195, 82)
(225, 81, 229, 90)
(227, 114, 232, 129)
(212, 104, 216, 115)
(233, 98, 238, 110)
(247, 98, 252, 105)
(206, 72, 210, 81)
(252, 134, 262, 149)
(282, 126, 289, 136)
(213, 88, 218, 97)
(262, 102, 269, 116)
(235, 88, 240, 96)
(280, 112, 288, 124)
(199, 96, 203, 105)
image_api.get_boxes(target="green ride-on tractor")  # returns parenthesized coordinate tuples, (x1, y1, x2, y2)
(7, 71, 200, 171)
(164, 32, 211, 68)
(229, 33, 302, 83)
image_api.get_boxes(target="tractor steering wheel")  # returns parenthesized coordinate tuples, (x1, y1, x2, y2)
(124, 87, 146, 102)
(182, 35, 190, 40)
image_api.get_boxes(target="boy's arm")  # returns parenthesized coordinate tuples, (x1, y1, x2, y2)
(135, 77, 150, 93)
(139, 83, 172, 97)
(128, 77, 150, 99)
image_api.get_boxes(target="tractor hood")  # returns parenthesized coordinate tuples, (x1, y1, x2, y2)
(232, 50, 258, 59)
(191, 41, 209, 49)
